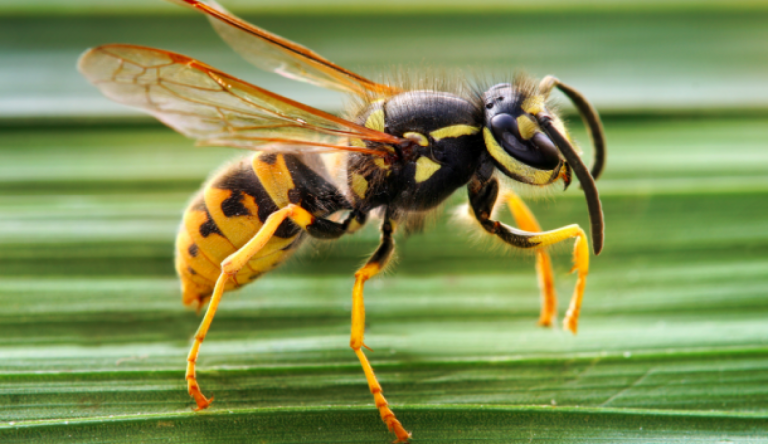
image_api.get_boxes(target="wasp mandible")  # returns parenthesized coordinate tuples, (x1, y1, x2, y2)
(79, 0, 606, 441)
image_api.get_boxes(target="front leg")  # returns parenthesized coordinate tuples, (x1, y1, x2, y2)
(505, 189, 558, 328)
(468, 175, 589, 334)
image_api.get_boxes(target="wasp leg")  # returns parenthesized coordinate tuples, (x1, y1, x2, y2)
(469, 176, 588, 334)
(504, 190, 558, 327)
(186, 204, 351, 410)
(350, 216, 411, 443)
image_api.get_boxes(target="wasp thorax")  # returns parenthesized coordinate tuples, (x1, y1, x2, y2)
(347, 90, 485, 211)
(482, 83, 563, 184)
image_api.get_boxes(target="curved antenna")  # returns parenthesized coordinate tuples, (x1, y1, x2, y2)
(537, 111, 604, 255)
(539, 76, 606, 180)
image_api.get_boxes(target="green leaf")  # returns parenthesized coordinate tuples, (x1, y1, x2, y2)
(4, 406, 768, 443)
(2, 115, 768, 441)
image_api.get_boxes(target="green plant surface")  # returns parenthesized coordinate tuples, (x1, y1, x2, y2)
(3, 0, 767, 16)
(3, 2, 768, 441)
(1, 114, 768, 442)
(4, 9, 768, 118)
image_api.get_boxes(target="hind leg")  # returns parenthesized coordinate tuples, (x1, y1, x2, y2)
(186, 204, 351, 409)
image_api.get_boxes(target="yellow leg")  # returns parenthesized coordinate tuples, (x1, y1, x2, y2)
(186, 272, 226, 410)
(527, 225, 589, 334)
(505, 191, 557, 327)
(469, 176, 590, 334)
(350, 222, 411, 443)
(185, 204, 315, 410)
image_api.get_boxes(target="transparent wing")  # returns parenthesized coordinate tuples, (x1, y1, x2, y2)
(168, 0, 401, 98)
(78, 44, 402, 156)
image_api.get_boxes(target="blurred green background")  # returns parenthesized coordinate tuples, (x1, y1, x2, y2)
(1, 1, 768, 442)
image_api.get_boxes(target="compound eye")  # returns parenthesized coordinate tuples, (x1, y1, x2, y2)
(490, 113, 560, 170)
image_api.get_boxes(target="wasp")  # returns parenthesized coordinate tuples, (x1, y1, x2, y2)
(79, 0, 606, 441)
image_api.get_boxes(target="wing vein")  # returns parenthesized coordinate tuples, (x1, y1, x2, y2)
(78, 44, 403, 158)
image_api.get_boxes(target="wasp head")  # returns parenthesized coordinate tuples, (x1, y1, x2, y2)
(481, 83, 568, 187)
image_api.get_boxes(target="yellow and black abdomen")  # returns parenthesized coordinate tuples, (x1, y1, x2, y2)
(175, 152, 349, 306)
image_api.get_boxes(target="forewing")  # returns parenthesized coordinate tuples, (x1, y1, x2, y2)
(168, 0, 400, 98)
(78, 44, 401, 156)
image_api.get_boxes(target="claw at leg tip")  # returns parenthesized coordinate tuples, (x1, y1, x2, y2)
(388, 419, 411, 443)
(564, 318, 578, 335)
(392, 431, 412, 444)
(192, 395, 213, 411)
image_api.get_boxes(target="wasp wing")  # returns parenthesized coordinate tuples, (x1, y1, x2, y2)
(167, 0, 400, 98)
(78, 44, 402, 156)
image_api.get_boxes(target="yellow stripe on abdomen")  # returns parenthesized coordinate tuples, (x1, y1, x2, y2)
(252, 153, 296, 209)
(204, 186, 262, 247)
(183, 196, 238, 265)
(176, 155, 308, 305)
(175, 227, 221, 282)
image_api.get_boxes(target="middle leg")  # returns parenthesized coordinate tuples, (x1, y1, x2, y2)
(350, 215, 411, 443)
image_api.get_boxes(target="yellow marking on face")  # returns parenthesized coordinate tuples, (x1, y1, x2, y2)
(414, 156, 441, 183)
(516, 114, 538, 140)
(252, 154, 295, 209)
(403, 131, 429, 147)
(429, 124, 480, 141)
(351, 173, 369, 199)
(483, 127, 556, 185)
(521, 95, 545, 115)
(364, 109, 385, 132)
